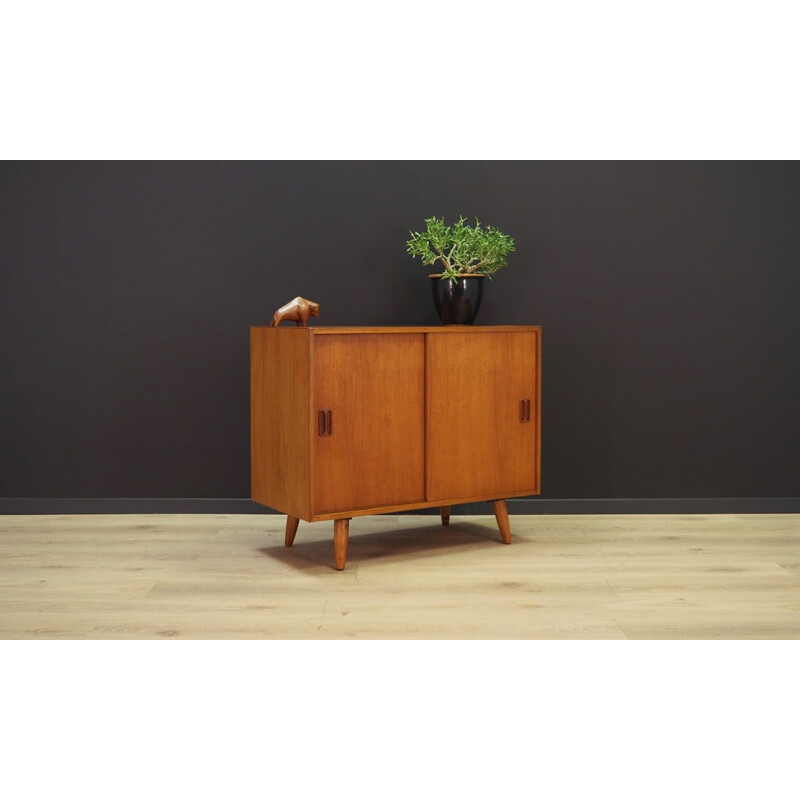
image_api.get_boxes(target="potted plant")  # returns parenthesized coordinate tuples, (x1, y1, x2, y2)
(406, 215, 515, 324)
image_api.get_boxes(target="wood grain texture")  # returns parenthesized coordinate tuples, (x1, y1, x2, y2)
(250, 326, 540, 335)
(308, 488, 543, 521)
(2, 513, 799, 639)
(426, 330, 540, 501)
(312, 333, 425, 515)
(308, 326, 541, 334)
(251, 327, 311, 520)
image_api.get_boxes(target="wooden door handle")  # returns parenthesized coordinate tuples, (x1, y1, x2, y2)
(318, 409, 332, 436)
(520, 398, 531, 423)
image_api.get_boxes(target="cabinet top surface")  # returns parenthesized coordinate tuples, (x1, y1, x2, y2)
(252, 325, 541, 334)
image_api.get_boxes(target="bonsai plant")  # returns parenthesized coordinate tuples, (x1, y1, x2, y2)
(406, 215, 515, 324)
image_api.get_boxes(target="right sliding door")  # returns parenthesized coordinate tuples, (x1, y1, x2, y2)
(425, 329, 540, 502)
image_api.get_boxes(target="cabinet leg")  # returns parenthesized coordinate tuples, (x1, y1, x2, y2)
(285, 515, 300, 547)
(334, 518, 350, 570)
(440, 506, 451, 526)
(492, 500, 512, 544)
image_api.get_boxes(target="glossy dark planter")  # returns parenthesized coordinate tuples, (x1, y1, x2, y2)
(430, 275, 485, 325)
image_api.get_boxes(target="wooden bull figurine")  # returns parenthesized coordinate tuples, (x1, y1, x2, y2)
(270, 297, 320, 327)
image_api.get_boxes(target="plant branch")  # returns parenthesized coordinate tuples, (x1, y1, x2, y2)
(406, 215, 515, 277)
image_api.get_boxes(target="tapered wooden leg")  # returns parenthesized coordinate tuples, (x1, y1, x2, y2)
(285, 515, 300, 547)
(440, 506, 451, 526)
(492, 500, 512, 544)
(334, 518, 350, 570)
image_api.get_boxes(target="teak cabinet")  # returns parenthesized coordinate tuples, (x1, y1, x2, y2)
(251, 326, 541, 569)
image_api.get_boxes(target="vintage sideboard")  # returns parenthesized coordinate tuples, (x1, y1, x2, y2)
(251, 326, 541, 569)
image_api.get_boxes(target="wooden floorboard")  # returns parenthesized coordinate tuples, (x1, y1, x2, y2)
(0, 513, 798, 639)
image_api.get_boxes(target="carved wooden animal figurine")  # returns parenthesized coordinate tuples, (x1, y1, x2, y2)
(270, 297, 320, 327)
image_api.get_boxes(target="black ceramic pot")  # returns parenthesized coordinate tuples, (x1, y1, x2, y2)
(430, 274, 485, 325)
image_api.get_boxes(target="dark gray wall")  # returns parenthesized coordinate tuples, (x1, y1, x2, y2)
(1, 162, 799, 511)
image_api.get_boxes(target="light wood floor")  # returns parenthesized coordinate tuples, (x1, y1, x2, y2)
(1, 513, 798, 639)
